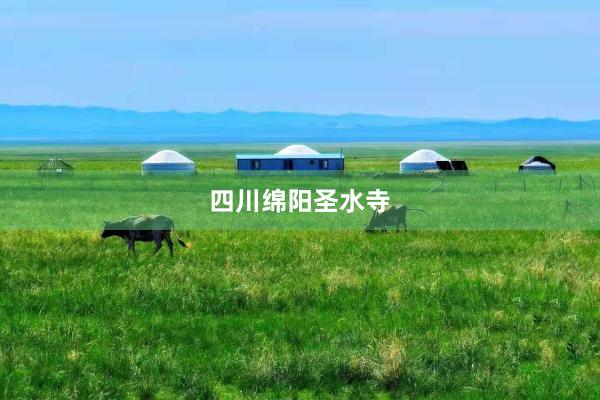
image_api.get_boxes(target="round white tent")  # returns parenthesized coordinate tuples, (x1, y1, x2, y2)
(275, 144, 320, 156)
(141, 150, 196, 175)
(399, 149, 449, 173)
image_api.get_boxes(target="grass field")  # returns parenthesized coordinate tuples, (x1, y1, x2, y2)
(1, 142, 600, 399)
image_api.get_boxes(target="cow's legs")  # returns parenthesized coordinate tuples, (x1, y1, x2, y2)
(165, 234, 174, 257)
(127, 239, 136, 254)
(153, 238, 163, 255)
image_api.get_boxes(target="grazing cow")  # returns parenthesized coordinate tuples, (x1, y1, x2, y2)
(100, 215, 191, 256)
(365, 204, 425, 233)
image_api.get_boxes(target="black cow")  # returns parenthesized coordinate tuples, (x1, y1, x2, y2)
(365, 204, 425, 233)
(100, 215, 191, 256)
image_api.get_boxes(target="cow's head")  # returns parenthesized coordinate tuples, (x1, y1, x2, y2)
(100, 220, 115, 239)
(364, 209, 379, 233)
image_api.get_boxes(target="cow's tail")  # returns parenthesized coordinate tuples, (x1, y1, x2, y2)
(170, 221, 192, 248)
(407, 207, 427, 214)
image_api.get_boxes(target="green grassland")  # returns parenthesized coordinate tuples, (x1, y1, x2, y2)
(2, 169, 600, 231)
(1, 142, 600, 399)
(1, 142, 600, 230)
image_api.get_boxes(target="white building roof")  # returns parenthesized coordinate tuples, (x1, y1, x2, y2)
(523, 161, 551, 168)
(142, 150, 194, 165)
(400, 149, 449, 164)
(275, 144, 320, 156)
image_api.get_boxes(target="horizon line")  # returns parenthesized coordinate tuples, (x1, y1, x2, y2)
(2, 102, 597, 123)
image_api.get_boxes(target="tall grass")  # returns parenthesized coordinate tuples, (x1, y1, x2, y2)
(1, 230, 600, 398)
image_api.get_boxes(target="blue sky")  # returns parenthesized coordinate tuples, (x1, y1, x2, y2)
(1, 1, 599, 119)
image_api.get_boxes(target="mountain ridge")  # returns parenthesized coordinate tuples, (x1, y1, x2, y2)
(0, 104, 599, 143)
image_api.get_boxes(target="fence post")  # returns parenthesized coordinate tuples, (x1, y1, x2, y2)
(523, 176, 527, 192)
(579, 174, 583, 191)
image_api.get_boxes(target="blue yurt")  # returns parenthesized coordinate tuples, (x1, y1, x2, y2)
(141, 150, 196, 175)
(236, 144, 344, 172)
(399, 149, 449, 173)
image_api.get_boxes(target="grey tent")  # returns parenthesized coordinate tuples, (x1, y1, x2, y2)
(38, 158, 74, 175)
(519, 156, 556, 173)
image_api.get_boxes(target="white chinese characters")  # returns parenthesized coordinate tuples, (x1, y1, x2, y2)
(211, 189, 389, 213)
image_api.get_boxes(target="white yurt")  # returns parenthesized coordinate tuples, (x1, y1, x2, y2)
(275, 144, 320, 156)
(141, 150, 196, 175)
(399, 149, 449, 173)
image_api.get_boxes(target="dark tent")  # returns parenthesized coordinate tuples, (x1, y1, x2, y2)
(450, 160, 469, 173)
(519, 156, 556, 173)
(436, 160, 453, 171)
(436, 159, 469, 175)
(38, 158, 74, 176)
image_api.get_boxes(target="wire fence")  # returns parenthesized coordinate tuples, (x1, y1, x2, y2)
(1, 169, 600, 230)
(0, 169, 599, 195)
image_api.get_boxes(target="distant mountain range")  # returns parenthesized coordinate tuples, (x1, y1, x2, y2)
(1, 104, 599, 144)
